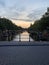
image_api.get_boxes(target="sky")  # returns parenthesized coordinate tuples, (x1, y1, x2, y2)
(0, 0, 49, 28)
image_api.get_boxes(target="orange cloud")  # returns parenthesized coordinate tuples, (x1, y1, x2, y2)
(12, 20, 34, 28)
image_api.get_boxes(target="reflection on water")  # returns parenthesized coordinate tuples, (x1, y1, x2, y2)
(13, 31, 34, 41)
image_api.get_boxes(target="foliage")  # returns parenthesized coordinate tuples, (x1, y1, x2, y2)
(0, 18, 22, 31)
(29, 16, 49, 32)
(28, 9, 49, 41)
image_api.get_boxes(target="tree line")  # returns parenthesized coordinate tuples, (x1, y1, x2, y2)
(0, 18, 23, 41)
(29, 16, 49, 32)
(0, 18, 22, 31)
(28, 9, 49, 41)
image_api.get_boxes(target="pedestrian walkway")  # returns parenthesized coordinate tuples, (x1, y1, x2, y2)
(0, 41, 49, 46)
(0, 42, 49, 65)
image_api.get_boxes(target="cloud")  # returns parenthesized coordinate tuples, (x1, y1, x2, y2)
(0, 0, 48, 22)
(0, 6, 47, 22)
(27, 8, 47, 21)
(11, 18, 33, 22)
(0, 0, 5, 7)
(0, 0, 27, 20)
(0, 6, 21, 19)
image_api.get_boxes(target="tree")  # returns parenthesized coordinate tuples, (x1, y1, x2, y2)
(0, 18, 22, 31)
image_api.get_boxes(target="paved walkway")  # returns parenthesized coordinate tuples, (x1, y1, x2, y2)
(0, 41, 49, 46)
(0, 41, 49, 65)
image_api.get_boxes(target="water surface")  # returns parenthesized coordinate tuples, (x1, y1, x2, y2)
(13, 31, 34, 41)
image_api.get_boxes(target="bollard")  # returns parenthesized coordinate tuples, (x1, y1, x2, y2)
(19, 34, 21, 42)
(29, 34, 30, 42)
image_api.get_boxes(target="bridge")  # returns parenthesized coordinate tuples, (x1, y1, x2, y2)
(0, 30, 49, 65)
(0, 41, 49, 46)
(0, 41, 49, 65)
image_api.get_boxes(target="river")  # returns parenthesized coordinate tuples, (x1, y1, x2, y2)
(13, 31, 34, 41)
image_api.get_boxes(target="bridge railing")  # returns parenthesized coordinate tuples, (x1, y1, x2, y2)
(16, 34, 31, 42)
(0, 30, 34, 42)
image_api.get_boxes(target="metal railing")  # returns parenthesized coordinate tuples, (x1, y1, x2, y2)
(13, 34, 33, 42)
(0, 30, 33, 42)
(17, 34, 31, 42)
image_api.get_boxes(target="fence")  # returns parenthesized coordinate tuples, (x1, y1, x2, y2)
(13, 33, 33, 42)
(0, 30, 33, 42)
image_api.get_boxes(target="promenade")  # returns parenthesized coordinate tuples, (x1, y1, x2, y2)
(0, 41, 49, 46)
(0, 41, 49, 65)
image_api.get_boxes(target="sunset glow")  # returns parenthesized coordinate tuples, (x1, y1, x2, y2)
(12, 20, 34, 28)
(0, 0, 49, 28)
